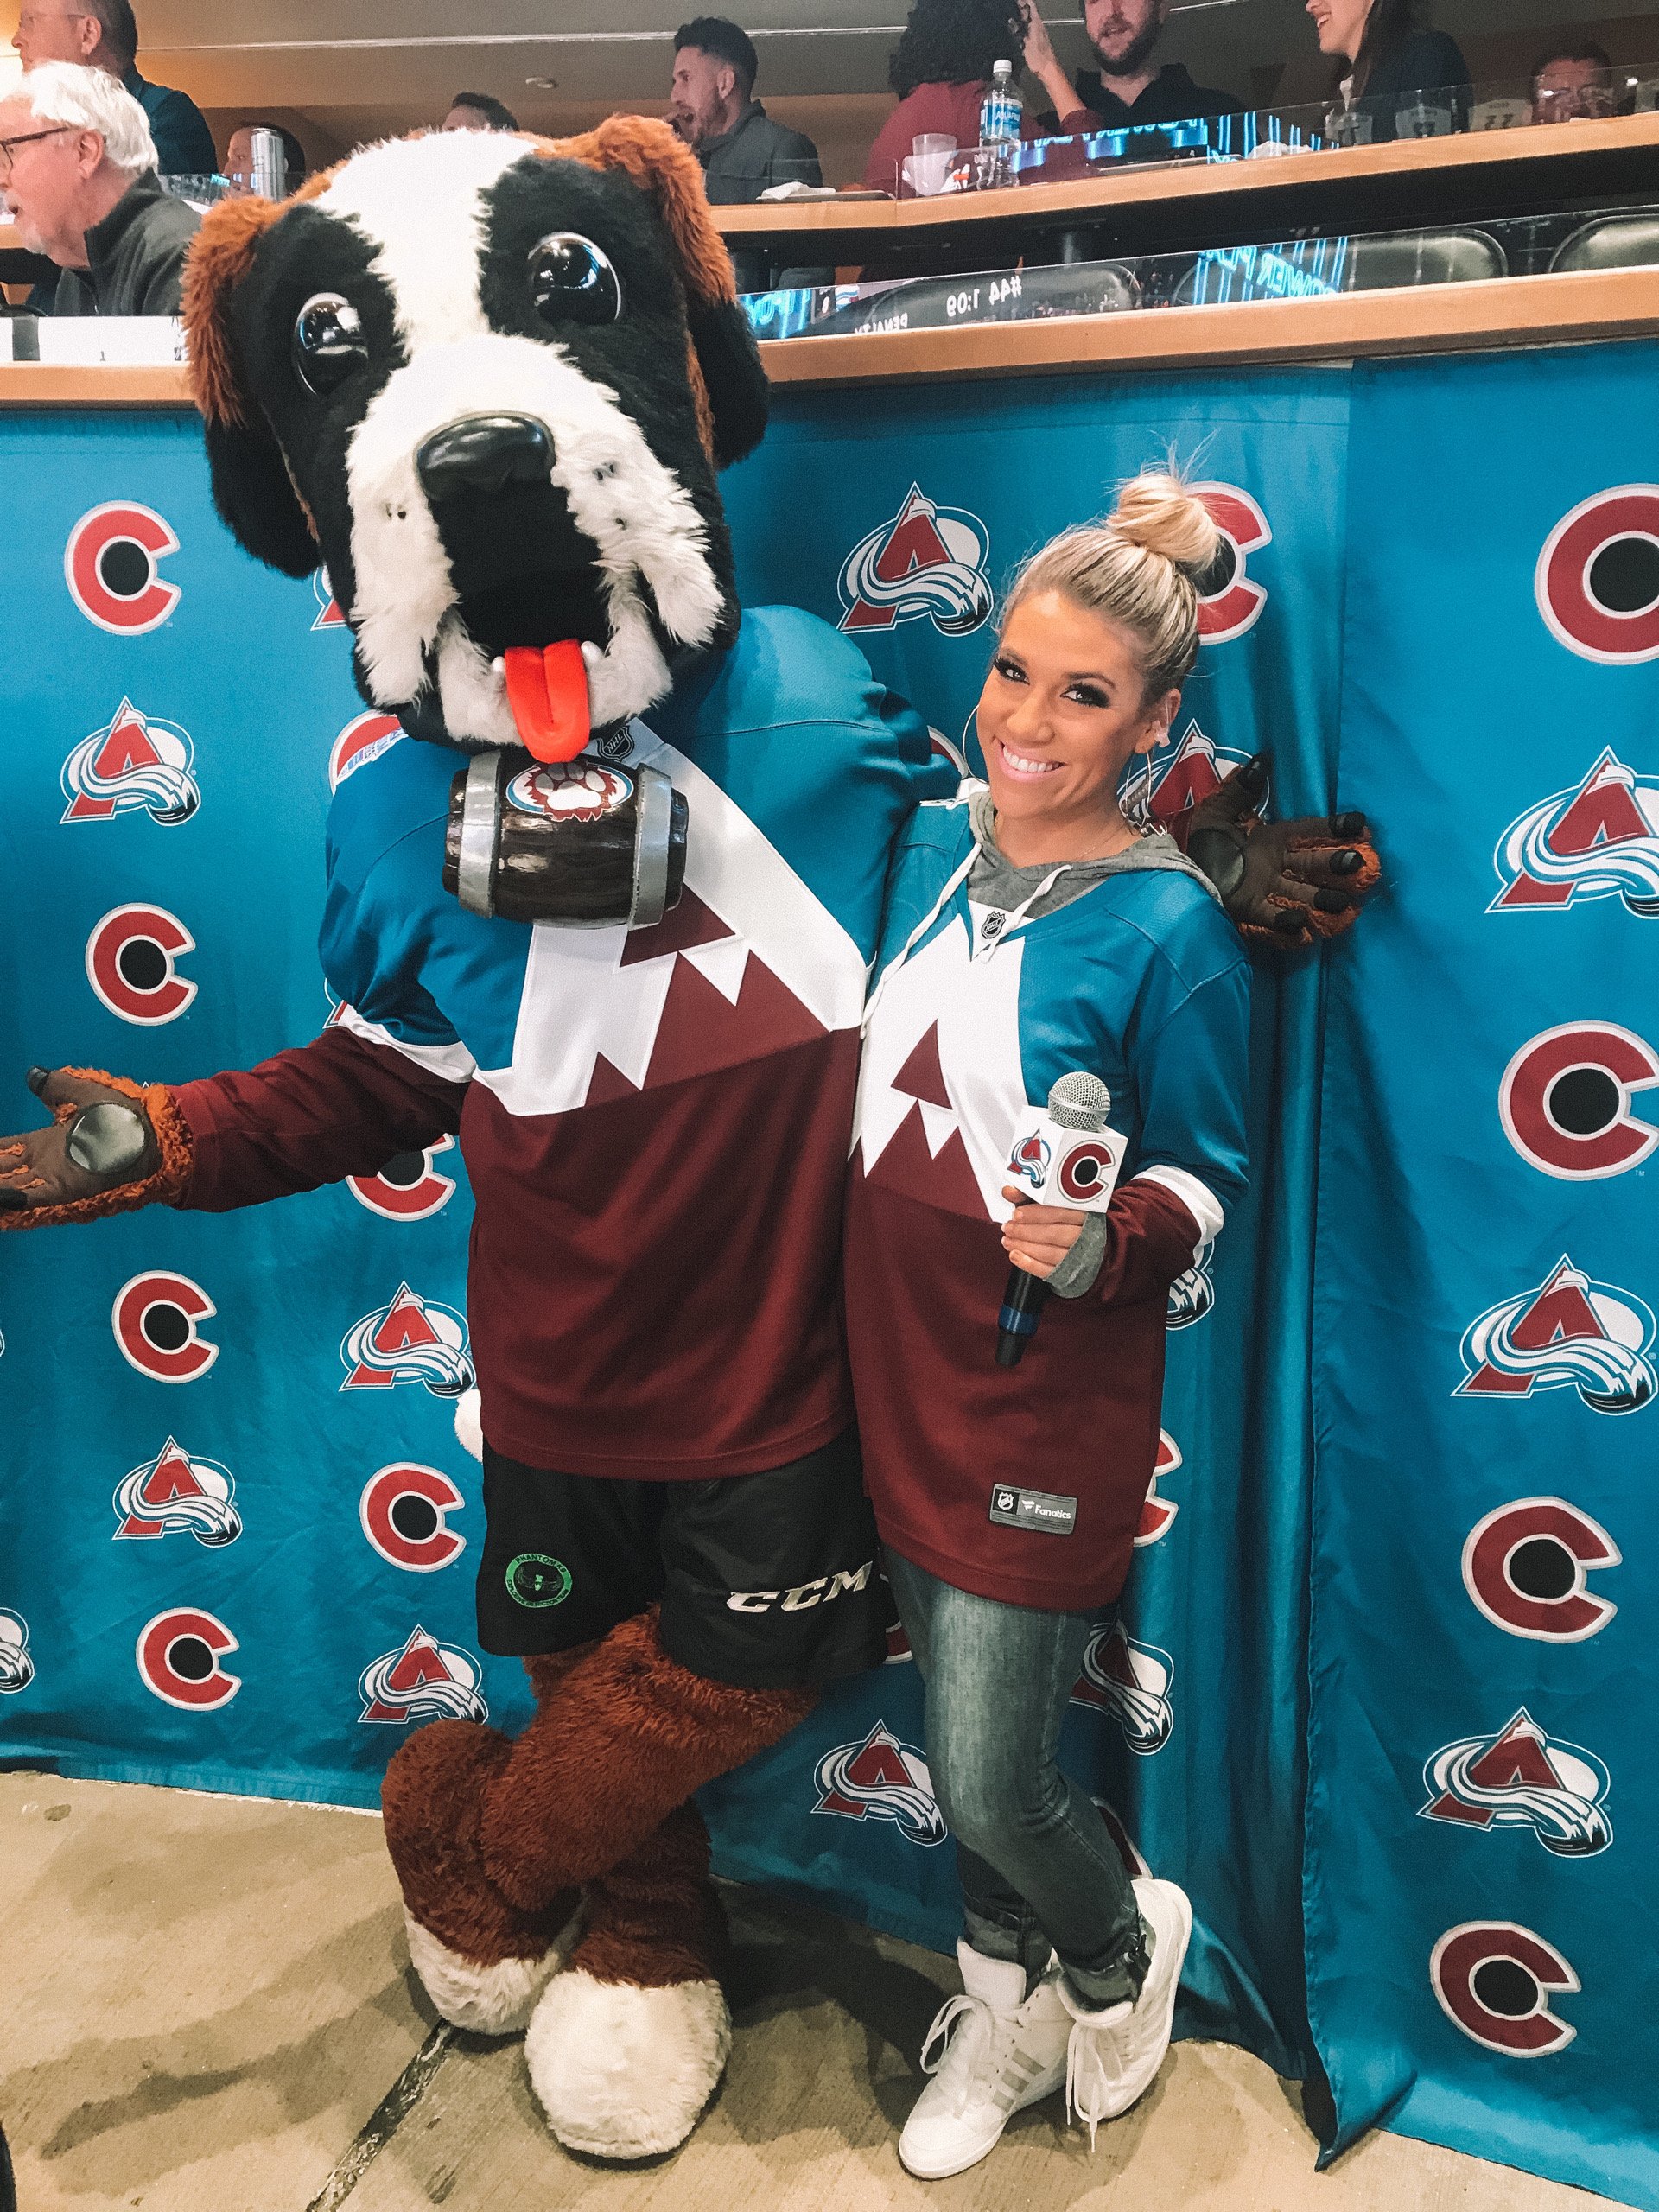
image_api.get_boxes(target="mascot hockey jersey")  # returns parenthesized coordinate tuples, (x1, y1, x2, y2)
(175, 607, 953, 1478)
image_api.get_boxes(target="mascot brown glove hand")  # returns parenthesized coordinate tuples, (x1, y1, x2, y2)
(0, 1066, 190, 1227)
(1176, 753, 1382, 950)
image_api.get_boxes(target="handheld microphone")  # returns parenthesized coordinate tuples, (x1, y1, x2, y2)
(995, 1071, 1122, 1369)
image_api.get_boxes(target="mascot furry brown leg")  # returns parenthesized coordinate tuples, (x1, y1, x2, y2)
(0, 116, 1379, 2162)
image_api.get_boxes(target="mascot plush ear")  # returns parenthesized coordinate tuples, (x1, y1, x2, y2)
(182, 180, 337, 577)
(545, 116, 768, 472)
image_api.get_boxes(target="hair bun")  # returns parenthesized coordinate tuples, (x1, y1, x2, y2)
(1109, 471, 1220, 579)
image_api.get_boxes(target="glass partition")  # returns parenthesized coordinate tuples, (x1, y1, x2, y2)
(868, 65, 1659, 201)
(741, 200, 1659, 341)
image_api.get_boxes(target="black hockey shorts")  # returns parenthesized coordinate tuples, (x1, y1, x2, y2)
(475, 1430, 895, 1689)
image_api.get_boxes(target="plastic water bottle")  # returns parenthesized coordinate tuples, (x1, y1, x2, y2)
(980, 59, 1022, 148)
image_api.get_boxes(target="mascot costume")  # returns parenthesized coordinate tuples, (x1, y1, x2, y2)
(0, 122, 1378, 2160)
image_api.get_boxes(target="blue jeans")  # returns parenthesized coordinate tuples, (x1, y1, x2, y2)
(886, 1548, 1149, 2008)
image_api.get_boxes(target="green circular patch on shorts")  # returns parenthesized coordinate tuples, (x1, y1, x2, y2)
(505, 1552, 573, 1609)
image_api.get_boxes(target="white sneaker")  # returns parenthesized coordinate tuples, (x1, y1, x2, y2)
(898, 1941, 1073, 2179)
(1059, 1877, 1192, 2144)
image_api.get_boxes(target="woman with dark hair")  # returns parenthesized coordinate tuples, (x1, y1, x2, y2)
(862, 0, 1090, 192)
(1307, 0, 1471, 141)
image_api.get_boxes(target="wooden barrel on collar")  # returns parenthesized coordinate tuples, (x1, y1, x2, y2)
(442, 749, 688, 925)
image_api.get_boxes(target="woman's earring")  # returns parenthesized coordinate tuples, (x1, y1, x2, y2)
(1130, 749, 1155, 829)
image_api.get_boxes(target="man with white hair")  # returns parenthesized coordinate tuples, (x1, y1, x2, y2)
(0, 60, 198, 314)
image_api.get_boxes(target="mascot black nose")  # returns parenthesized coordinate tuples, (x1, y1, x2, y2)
(416, 414, 554, 502)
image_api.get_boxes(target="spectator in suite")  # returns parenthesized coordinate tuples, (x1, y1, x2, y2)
(864, 0, 1095, 192)
(1307, 0, 1471, 142)
(442, 91, 521, 133)
(669, 17, 821, 197)
(0, 61, 199, 313)
(669, 17, 823, 291)
(225, 123, 308, 194)
(1529, 43, 1618, 124)
(1030, 0, 1244, 132)
(11, 0, 215, 176)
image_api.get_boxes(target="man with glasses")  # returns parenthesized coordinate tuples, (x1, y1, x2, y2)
(0, 61, 199, 314)
(1529, 42, 1620, 125)
(11, 0, 214, 177)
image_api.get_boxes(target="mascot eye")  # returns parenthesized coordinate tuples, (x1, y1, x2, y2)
(292, 291, 368, 397)
(527, 233, 621, 327)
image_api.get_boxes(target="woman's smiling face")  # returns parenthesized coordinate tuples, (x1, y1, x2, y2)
(977, 588, 1177, 847)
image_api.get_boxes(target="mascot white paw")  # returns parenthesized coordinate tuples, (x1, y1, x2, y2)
(404, 1902, 582, 2035)
(524, 1967, 732, 2158)
(453, 1386, 484, 1464)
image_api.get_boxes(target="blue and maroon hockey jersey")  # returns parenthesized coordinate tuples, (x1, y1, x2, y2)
(174, 607, 953, 1479)
(844, 793, 1251, 1611)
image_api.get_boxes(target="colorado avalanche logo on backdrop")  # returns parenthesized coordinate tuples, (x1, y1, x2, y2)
(1192, 485, 1271, 642)
(1431, 1922, 1580, 2056)
(1491, 750, 1659, 915)
(1143, 720, 1255, 823)
(1462, 1497, 1621, 1643)
(1456, 1257, 1655, 1414)
(0, 1609, 35, 1694)
(113, 1436, 241, 1546)
(813, 1720, 947, 1844)
(340, 1282, 474, 1395)
(1071, 1620, 1173, 1753)
(1536, 485, 1659, 664)
(1421, 1708, 1611, 1857)
(60, 699, 200, 826)
(1499, 1022, 1659, 1179)
(64, 502, 181, 633)
(838, 484, 994, 636)
(359, 1626, 487, 1724)
(1136, 1432, 1185, 1545)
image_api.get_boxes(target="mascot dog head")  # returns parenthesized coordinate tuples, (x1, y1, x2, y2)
(184, 118, 766, 757)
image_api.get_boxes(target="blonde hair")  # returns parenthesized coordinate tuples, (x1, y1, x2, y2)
(1006, 469, 1221, 702)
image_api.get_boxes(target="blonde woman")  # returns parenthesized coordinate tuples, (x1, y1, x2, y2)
(845, 473, 1250, 2177)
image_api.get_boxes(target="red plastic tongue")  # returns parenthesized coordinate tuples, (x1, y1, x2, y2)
(503, 640, 590, 762)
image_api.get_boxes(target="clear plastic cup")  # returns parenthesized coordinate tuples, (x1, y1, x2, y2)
(909, 133, 957, 196)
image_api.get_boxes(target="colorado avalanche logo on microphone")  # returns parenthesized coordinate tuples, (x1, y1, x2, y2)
(813, 1720, 948, 1845)
(0, 1609, 35, 1694)
(1456, 1257, 1655, 1415)
(1491, 750, 1659, 916)
(1071, 1620, 1174, 1754)
(340, 1281, 474, 1397)
(60, 699, 200, 826)
(113, 1436, 241, 1547)
(838, 484, 994, 637)
(1420, 1707, 1612, 1857)
(358, 1626, 488, 1725)
(1007, 1130, 1051, 1192)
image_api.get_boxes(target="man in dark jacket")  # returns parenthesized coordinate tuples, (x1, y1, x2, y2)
(668, 16, 825, 292)
(11, 0, 215, 175)
(0, 61, 198, 314)
(1028, 0, 1243, 131)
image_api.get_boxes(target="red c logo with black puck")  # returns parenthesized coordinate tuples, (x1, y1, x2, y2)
(1537, 486, 1659, 664)
(1499, 1021, 1659, 1179)
(1462, 1497, 1620, 1643)
(86, 904, 197, 1025)
(359, 1463, 467, 1572)
(136, 1607, 239, 1709)
(1194, 485, 1271, 643)
(112, 1272, 219, 1383)
(1431, 1923, 1579, 2056)
(65, 503, 181, 634)
(348, 1136, 456, 1221)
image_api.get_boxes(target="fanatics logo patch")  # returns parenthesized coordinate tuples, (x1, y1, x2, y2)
(989, 1484, 1077, 1535)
